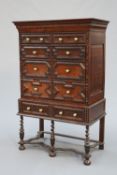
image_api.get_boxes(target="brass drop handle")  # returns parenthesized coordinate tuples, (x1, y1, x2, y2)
(33, 67, 38, 71)
(33, 87, 38, 91)
(58, 37, 63, 41)
(65, 68, 70, 73)
(59, 111, 63, 115)
(66, 90, 70, 94)
(66, 51, 70, 55)
(39, 37, 44, 41)
(39, 108, 43, 112)
(73, 113, 78, 117)
(26, 37, 30, 42)
(74, 37, 78, 41)
(32, 50, 37, 55)
(26, 106, 31, 111)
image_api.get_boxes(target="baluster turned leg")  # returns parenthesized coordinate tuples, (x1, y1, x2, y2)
(49, 120, 56, 157)
(84, 125, 91, 165)
(99, 116, 105, 150)
(19, 115, 25, 150)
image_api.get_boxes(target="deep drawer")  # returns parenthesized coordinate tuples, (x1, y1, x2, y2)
(22, 60, 51, 78)
(53, 106, 85, 122)
(53, 46, 85, 60)
(19, 101, 49, 116)
(21, 46, 50, 59)
(53, 62, 85, 81)
(21, 79, 51, 99)
(53, 81, 86, 103)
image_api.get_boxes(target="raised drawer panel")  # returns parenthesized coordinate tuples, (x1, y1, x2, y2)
(53, 106, 85, 122)
(21, 46, 50, 59)
(53, 33, 87, 44)
(53, 46, 85, 60)
(53, 81, 86, 102)
(53, 62, 85, 81)
(22, 61, 51, 78)
(22, 80, 51, 99)
(21, 34, 51, 44)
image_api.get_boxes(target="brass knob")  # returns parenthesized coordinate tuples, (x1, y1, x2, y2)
(26, 37, 30, 42)
(26, 106, 30, 111)
(74, 37, 78, 41)
(66, 51, 70, 55)
(73, 113, 77, 117)
(39, 108, 43, 112)
(58, 37, 63, 41)
(59, 111, 63, 115)
(39, 37, 44, 41)
(33, 67, 38, 71)
(33, 87, 38, 91)
(65, 69, 70, 73)
(32, 50, 37, 55)
(66, 90, 70, 94)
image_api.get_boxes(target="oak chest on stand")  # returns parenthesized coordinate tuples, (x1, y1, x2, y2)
(14, 18, 109, 165)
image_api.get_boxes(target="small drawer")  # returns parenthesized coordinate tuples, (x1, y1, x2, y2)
(22, 60, 51, 78)
(19, 101, 49, 116)
(53, 33, 87, 44)
(53, 81, 86, 102)
(22, 79, 51, 99)
(54, 62, 85, 81)
(21, 46, 50, 59)
(53, 106, 85, 122)
(21, 34, 51, 44)
(53, 46, 85, 60)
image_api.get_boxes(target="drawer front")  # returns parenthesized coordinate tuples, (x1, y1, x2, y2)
(53, 106, 85, 122)
(22, 61, 51, 78)
(19, 101, 49, 116)
(53, 82, 86, 102)
(21, 46, 50, 59)
(21, 34, 51, 44)
(22, 80, 51, 99)
(53, 33, 86, 44)
(54, 62, 85, 81)
(53, 46, 85, 59)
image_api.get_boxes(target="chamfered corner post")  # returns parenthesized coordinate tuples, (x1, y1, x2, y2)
(99, 116, 105, 150)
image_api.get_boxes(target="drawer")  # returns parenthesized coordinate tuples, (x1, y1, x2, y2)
(21, 79, 51, 99)
(53, 46, 85, 60)
(53, 81, 86, 102)
(53, 62, 85, 81)
(53, 33, 87, 44)
(19, 101, 49, 116)
(21, 34, 51, 44)
(53, 106, 85, 122)
(22, 60, 51, 78)
(21, 46, 50, 59)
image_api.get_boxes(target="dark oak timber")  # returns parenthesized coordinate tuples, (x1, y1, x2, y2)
(14, 18, 109, 165)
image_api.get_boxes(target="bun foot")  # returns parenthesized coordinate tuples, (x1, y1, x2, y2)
(49, 151, 56, 157)
(19, 145, 25, 150)
(99, 144, 104, 150)
(84, 159, 91, 166)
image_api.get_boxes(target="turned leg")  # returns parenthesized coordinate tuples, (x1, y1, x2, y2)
(49, 120, 56, 157)
(99, 116, 105, 150)
(84, 125, 91, 165)
(39, 119, 44, 138)
(19, 115, 25, 150)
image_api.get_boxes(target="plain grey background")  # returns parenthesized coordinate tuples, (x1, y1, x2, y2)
(0, 0, 117, 174)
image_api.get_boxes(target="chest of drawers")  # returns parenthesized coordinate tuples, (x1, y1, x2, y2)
(14, 18, 109, 165)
